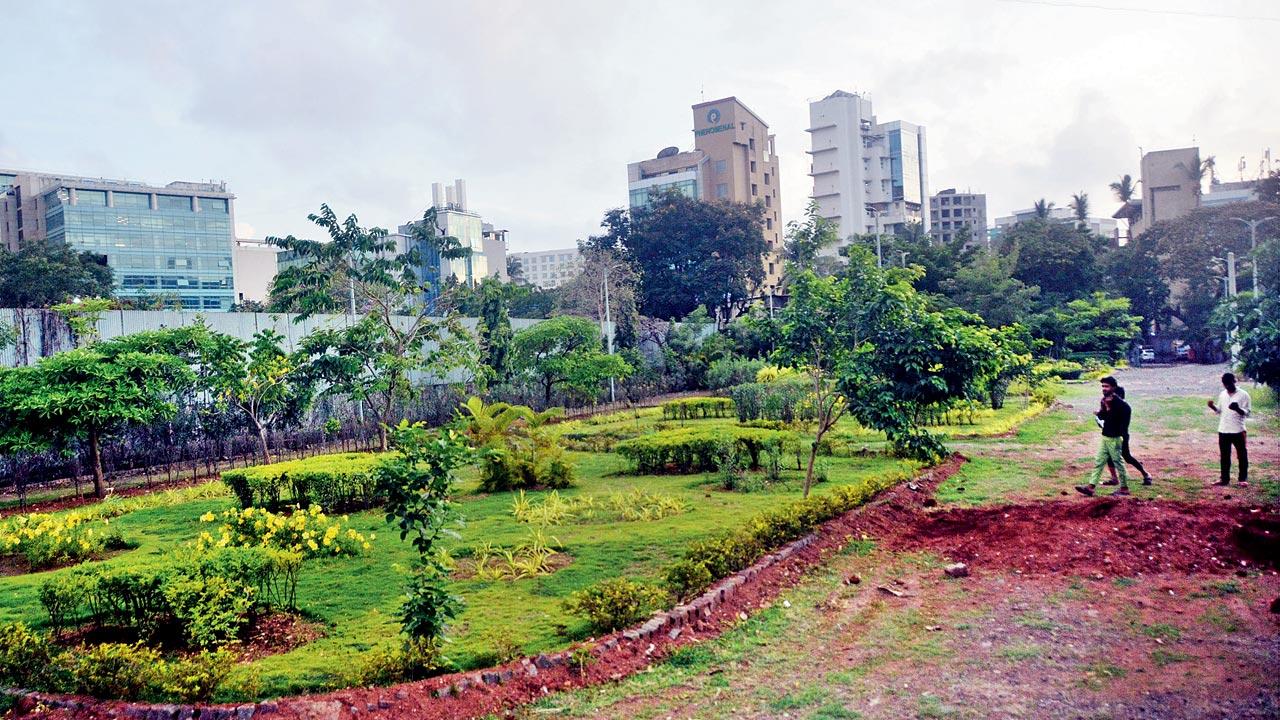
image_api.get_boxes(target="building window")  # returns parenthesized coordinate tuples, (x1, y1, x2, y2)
(764, 195, 771, 208)
(714, 160, 727, 175)
(766, 218, 773, 230)
(750, 161, 757, 173)
(201, 197, 229, 213)
(715, 183, 729, 199)
(751, 184, 758, 197)
(764, 173, 770, 185)
(158, 195, 191, 211)
(76, 189, 108, 206)
(748, 138, 756, 151)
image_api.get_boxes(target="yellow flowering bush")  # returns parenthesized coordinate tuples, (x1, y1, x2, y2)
(196, 504, 371, 558)
(0, 509, 127, 569)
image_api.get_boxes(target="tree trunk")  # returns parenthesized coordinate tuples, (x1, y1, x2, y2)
(803, 440, 819, 499)
(544, 380, 553, 408)
(89, 430, 106, 499)
(255, 421, 273, 465)
(378, 425, 389, 452)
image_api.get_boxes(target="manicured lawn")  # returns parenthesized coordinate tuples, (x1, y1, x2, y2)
(0, 399, 1039, 700)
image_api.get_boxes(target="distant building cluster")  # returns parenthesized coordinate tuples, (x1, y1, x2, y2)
(4, 98, 1272, 313)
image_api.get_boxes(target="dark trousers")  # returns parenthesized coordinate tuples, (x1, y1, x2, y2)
(1218, 432, 1248, 483)
(1106, 434, 1147, 477)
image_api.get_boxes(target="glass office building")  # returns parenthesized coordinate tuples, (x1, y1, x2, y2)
(5, 173, 237, 310)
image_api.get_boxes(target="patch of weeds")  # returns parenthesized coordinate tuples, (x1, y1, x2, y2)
(664, 643, 715, 670)
(1051, 577, 1091, 603)
(841, 538, 877, 556)
(1016, 612, 1060, 631)
(998, 642, 1044, 661)
(1112, 577, 1138, 588)
(825, 669, 861, 686)
(917, 693, 961, 718)
(1191, 581, 1241, 598)
(1139, 623, 1181, 641)
(708, 674, 730, 688)
(1079, 661, 1127, 690)
(769, 686, 832, 711)
(810, 701, 862, 719)
(1200, 605, 1243, 633)
(1151, 649, 1192, 667)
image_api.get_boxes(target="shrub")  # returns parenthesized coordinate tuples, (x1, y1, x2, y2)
(159, 650, 235, 703)
(60, 642, 165, 700)
(38, 573, 87, 635)
(728, 380, 814, 423)
(164, 575, 255, 648)
(0, 622, 62, 689)
(469, 529, 563, 581)
(351, 638, 451, 687)
(221, 452, 384, 510)
(665, 559, 714, 602)
(510, 489, 686, 525)
(563, 578, 667, 633)
(1033, 359, 1084, 381)
(478, 429, 575, 492)
(755, 365, 799, 383)
(614, 426, 790, 474)
(660, 397, 736, 421)
(0, 509, 128, 570)
(706, 358, 766, 390)
(197, 504, 371, 558)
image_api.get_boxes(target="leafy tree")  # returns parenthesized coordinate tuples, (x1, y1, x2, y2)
(1255, 239, 1280, 292)
(556, 246, 640, 350)
(1110, 174, 1138, 203)
(1236, 293, 1280, 390)
(269, 205, 483, 449)
(1007, 219, 1101, 300)
(477, 280, 514, 384)
(941, 250, 1040, 328)
(983, 325, 1036, 409)
(622, 191, 767, 320)
(1102, 242, 1169, 336)
(204, 329, 314, 464)
(512, 316, 632, 406)
(1056, 292, 1142, 359)
(0, 331, 195, 498)
(0, 241, 113, 308)
(0, 320, 15, 352)
(773, 270, 850, 497)
(783, 200, 841, 281)
(506, 256, 526, 285)
(229, 299, 269, 313)
(1257, 170, 1280, 205)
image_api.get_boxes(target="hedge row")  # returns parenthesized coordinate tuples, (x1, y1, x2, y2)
(728, 380, 816, 423)
(660, 397, 736, 421)
(221, 452, 385, 510)
(614, 426, 790, 474)
(664, 465, 916, 600)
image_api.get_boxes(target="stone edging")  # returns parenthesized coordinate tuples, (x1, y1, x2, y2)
(3, 533, 823, 719)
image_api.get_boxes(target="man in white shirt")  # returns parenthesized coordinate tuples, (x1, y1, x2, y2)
(1207, 372, 1251, 487)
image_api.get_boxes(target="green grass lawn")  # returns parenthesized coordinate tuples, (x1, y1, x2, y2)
(0, 398, 1040, 701)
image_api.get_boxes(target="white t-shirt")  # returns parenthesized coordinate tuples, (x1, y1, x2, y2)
(1216, 388, 1251, 434)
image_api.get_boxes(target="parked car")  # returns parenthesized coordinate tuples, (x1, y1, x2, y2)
(1140, 347, 1155, 361)
(1175, 345, 1190, 360)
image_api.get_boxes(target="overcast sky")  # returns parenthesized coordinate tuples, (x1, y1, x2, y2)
(2, 0, 1277, 251)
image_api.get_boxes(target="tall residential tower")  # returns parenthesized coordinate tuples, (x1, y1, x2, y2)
(806, 91, 929, 257)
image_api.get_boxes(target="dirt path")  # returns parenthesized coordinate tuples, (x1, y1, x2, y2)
(515, 365, 1280, 720)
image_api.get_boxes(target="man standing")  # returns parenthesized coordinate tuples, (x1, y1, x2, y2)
(1208, 372, 1251, 487)
(1077, 376, 1131, 497)
(1102, 385, 1154, 486)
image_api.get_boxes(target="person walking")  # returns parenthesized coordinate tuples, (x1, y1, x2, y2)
(1077, 376, 1131, 497)
(1102, 385, 1154, 486)
(1208, 372, 1251, 487)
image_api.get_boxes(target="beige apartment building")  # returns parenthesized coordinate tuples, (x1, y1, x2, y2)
(690, 97, 784, 293)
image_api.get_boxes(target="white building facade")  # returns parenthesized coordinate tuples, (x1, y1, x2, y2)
(510, 248, 582, 289)
(806, 91, 929, 256)
(993, 207, 1118, 239)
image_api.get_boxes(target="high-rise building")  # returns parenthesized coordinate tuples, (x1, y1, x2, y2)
(807, 91, 929, 256)
(509, 248, 582, 289)
(1111, 147, 1201, 238)
(231, 239, 279, 306)
(397, 179, 490, 289)
(1, 168, 236, 310)
(692, 97, 783, 290)
(929, 189, 987, 246)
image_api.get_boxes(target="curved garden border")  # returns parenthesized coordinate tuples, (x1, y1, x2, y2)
(4, 456, 968, 720)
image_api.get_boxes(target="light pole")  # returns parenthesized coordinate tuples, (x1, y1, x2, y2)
(1230, 215, 1277, 295)
(866, 206, 883, 267)
(600, 263, 616, 404)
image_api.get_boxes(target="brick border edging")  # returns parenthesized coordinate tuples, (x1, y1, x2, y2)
(5, 459, 973, 720)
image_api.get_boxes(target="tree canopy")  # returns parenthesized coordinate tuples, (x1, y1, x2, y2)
(0, 241, 113, 308)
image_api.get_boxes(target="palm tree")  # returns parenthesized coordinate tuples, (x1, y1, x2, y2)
(1032, 198, 1055, 219)
(1185, 153, 1216, 198)
(1109, 174, 1137, 203)
(1069, 192, 1089, 228)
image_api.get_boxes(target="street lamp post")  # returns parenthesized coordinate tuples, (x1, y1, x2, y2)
(600, 263, 616, 404)
(1230, 215, 1277, 295)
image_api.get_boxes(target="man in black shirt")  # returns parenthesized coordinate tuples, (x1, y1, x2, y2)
(1076, 376, 1131, 497)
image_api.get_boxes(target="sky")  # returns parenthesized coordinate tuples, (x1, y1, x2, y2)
(2, 0, 1277, 252)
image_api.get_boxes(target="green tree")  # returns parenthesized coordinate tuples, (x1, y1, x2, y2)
(772, 270, 850, 497)
(0, 331, 196, 498)
(512, 316, 632, 406)
(622, 191, 768, 320)
(1257, 170, 1280, 205)
(556, 246, 640, 350)
(1069, 191, 1089, 228)
(1102, 242, 1169, 336)
(477, 280, 514, 384)
(1057, 292, 1142, 359)
(270, 205, 483, 449)
(205, 329, 314, 464)
(1032, 199, 1055, 219)
(0, 241, 113, 308)
(1236, 294, 1280, 390)
(941, 250, 1040, 328)
(783, 200, 841, 281)
(1007, 219, 1101, 300)
(1110, 174, 1138, 203)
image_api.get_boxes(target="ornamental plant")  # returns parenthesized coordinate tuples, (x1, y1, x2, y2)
(196, 504, 371, 558)
(0, 509, 128, 569)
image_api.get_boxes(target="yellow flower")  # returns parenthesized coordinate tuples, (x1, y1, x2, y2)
(199, 512, 216, 523)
